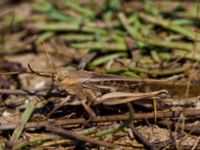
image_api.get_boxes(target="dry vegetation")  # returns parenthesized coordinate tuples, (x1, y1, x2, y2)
(0, 0, 200, 149)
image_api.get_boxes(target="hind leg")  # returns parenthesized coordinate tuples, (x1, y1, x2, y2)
(81, 99, 96, 118)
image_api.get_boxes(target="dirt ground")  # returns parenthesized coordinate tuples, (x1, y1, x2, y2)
(0, 0, 200, 149)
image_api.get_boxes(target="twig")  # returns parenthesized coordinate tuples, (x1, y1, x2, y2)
(1, 109, 200, 131)
(127, 103, 158, 150)
(46, 124, 118, 149)
(0, 89, 68, 97)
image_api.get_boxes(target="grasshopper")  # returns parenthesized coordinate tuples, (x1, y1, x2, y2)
(1, 66, 200, 116)
(55, 70, 168, 103)
(49, 69, 200, 116)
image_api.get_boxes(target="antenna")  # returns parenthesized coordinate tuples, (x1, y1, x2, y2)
(42, 42, 57, 72)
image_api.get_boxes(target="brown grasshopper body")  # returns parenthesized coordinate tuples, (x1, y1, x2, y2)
(24, 68, 200, 117)
(54, 70, 200, 106)
(53, 70, 168, 117)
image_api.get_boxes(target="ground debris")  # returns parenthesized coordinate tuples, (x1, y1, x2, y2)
(0, 0, 200, 149)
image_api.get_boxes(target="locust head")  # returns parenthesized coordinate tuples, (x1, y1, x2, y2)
(53, 70, 83, 95)
(53, 70, 93, 99)
(55, 70, 69, 82)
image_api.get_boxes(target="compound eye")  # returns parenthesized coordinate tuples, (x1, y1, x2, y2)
(57, 70, 70, 81)
(57, 73, 65, 81)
